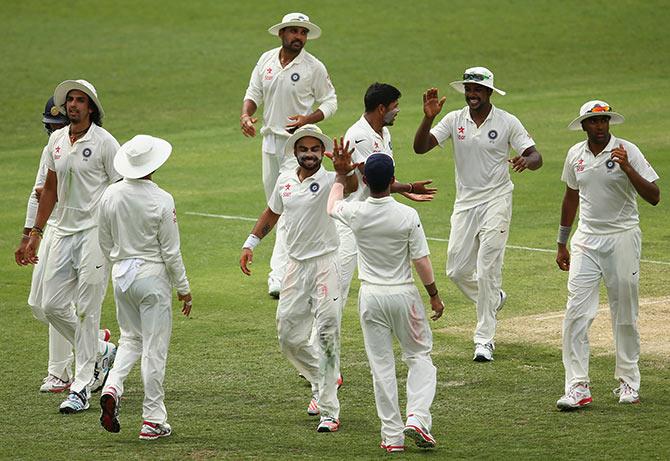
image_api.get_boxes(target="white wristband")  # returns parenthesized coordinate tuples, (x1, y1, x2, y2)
(557, 225, 572, 245)
(243, 234, 261, 250)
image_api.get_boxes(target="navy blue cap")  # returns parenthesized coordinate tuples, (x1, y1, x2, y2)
(364, 153, 395, 191)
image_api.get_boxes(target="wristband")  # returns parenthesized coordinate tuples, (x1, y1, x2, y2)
(408, 183, 414, 193)
(243, 234, 261, 250)
(30, 227, 44, 239)
(557, 225, 572, 245)
(428, 290, 439, 298)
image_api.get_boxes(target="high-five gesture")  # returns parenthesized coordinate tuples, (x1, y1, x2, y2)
(423, 88, 446, 120)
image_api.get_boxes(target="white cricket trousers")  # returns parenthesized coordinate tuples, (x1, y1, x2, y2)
(41, 227, 109, 393)
(562, 227, 642, 393)
(335, 220, 358, 306)
(262, 135, 298, 288)
(276, 252, 342, 419)
(104, 264, 172, 424)
(446, 194, 512, 344)
(359, 283, 436, 446)
(28, 226, 74, 381)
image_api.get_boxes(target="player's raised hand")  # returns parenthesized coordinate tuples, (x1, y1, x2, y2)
(327, 137, 360, 176)
(430, 294, 445, 321)
(556, 245, 570, 271)
(611, 144, 631, 172)
(178, 292, 192, 317)
(423, 88, 446, 120)
(240, 248, 254, 275)
(240, 114, 257, 137)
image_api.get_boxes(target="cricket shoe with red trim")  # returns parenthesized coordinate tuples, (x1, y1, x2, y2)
(139, 421, 172, 440)
(99, 328, 111, 342)
(613, 380, 640, 404)
(403, 415, 436, 449)
(307, 398, 320, 416)
(380, 442, 405, 453)
(100, 388, 121, 433)
(91, 342, 117, 393)
(337, 373, 343, 389)
(40, 374, 72, 393)
(317, 417, 340, 432)
(557, 382, 592, 411)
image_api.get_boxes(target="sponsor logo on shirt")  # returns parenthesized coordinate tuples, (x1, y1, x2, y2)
(309, 182, 320, 193)
(457, 126, 465, 141)
(576, 158, 585, 173)
(291, 72, 300, 82)
(54, 146, 62, 160)
(265, 67, 273, 81)
(282, 183, 292, 197)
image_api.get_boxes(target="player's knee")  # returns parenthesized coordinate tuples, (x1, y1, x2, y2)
(447, 266, 471, 284)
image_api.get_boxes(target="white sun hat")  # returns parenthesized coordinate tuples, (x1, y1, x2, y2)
(284, 124, 333, 156)
(114, 135, 172, 179)
(567, 100, 625, 130)
(449, 66, 506, 96)
(268, 12, 321, 39)
(53, 79, 105, 121)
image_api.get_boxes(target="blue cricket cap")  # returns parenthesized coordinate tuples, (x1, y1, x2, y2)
(364, 153, 395, 190)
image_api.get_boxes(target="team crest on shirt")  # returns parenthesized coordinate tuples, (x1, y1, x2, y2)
(487, 130, 498, 140)
(82, 148, 92, 160)
(291, 73, 300, 82)
(606, 159, 616, 170)
(309, 182, 320, 193)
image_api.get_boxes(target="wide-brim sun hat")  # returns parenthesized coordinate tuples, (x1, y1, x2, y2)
(53, 79, 105, 121)
(567, 100, 625, 130)
(114, 135, 172, 179)
(268, 12, 321, 39)
(449, 66, 506, 96)
(284, 124, 333, 156)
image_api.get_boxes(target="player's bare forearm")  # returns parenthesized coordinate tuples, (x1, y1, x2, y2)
(413, 118, 438, 154)
(625, 170, 660, 206)
(327, 179, 345, 215)
(250, 208, 280, 238)
(240, 100, 258, 137)
(522, 146, 543, 170)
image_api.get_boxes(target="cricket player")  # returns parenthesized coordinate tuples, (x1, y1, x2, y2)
(24, 79, 119, 413)
(14, 96, 73, 392)
(328, 153, 444, 453)
(339, 82, 436, 305)
(241, 12, 338, 298)
(98, 134, 192, 440)
(239, 125, 356, 433)
(413, 67, 543, 362)
(555, 101, 660, 411)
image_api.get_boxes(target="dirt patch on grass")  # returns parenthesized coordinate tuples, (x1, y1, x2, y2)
(442, 297, 670, 357)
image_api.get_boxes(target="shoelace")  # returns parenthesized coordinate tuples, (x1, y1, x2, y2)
(613, 382, 633, 396)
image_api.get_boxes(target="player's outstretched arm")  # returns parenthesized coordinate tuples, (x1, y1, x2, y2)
(414, 88, 443, 154)
(413, 255, 444, 321)
(240, 208, 280, 275)
(556, 186, 579, 271)
(24, 169, 58, 264)
(392, 180, 437, 202)
(509, 146, 543, 172)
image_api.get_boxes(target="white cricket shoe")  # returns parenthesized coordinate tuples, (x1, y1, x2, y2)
(557, 382, 592, 411)
(91, 342, 117, 393)
(380, 441, 405, 453)
(59, 388, 90, 414)
(473, 342, 494, 362)
(496, 290, 507, 314)
(40, 374, 72, 393)
(613, 380, 640, 404)
(307, 398, 320, 416)
(139, 421, 172, 440)
(403, 415, 436, 449)
(316, 417, 340, 432)
(268, 279, 281, 299)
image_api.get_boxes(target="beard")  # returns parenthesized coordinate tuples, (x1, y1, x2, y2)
(296, 154, 322, 171)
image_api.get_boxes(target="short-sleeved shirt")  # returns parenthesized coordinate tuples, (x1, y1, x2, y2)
(430, 105, 535, 211)
(244, 47, 337, 146)
(46, 124, 121, 235)
(330, 196, 430, 285)
(343, 115, 394, 203)
(561, 135, 659, 235)
(268, 166, 339, 260)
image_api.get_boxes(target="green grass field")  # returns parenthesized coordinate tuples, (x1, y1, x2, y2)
(2, 1, 669, 459)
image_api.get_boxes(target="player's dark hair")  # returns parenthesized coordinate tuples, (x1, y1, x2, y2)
(366, 176, 393, 194)
(364, 83, 401, 113)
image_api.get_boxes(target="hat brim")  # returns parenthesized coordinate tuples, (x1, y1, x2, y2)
(567, 112, 625, 131)
(268, 21, 321, 39)
(284, 129, 333, 156)
(53, 80, 105, 121)
(114, 137, 172, 179)
(449, 81, 506, 96)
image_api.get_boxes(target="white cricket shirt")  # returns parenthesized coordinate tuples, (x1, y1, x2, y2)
(430, 105, 535, 211)
(330, 196, 430, 285)
(244, 47, 337, 148)
(45, 124, 121, 235)
(561, 135, 659, 235)
(268, 165, 339, 260)
(98, 179, 190, 294)
(24, 145, 59, 229)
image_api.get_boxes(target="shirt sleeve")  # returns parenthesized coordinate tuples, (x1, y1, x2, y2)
(45, 132, 56, 172)
(103, 134, 122, 184)
(312, 61, 337, 119)
(157, 193, 190, 294)
(344, 127, 372, 164)
(507, 114, 536, 154)
(329, 200, 355, 225)
(408, 210, 430, 260)
(430, 112, 454, 147)
(97, 192, 113, 260)
(626, 142, 659, 183)
(243, 55, 264, 106)
(561, 149, 578, 190)
(24, 146, 50, 228)
(268, 176, 284, 214)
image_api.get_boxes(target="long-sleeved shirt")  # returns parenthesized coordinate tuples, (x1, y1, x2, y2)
(98, 178, 190, 294)
(24, 145, 60, 229)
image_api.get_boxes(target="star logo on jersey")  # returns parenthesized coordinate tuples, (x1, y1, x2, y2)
(266, 68, 272, 74)
(458, 126, 465, 134)
(55, 146, 61, 153)
(576, 158, 585, 173)
(54, 145, 62, 159)
(284, 184, 291, 190)
(309, 182, 320, 193)
(373, 141, 379, 151)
